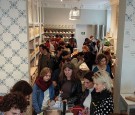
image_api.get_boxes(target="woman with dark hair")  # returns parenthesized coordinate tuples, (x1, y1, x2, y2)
(79, 71, 97, 115)
(58, 62, 82, 106)
(0, 92, 27, 115)
(92, 53, 112, 78)
(52, 58, 71, 97)
(82, 45, 96, 70)
(10, 80, 32, 101)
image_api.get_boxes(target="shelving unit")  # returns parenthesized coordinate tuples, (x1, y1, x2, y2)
(28, 0, 45, 85)
(43, 25, 75, 42)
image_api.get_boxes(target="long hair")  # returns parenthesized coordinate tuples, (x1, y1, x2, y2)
(59, 62, 78, 83)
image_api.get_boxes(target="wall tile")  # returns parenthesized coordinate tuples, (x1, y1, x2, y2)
(0, 0, 29, 95)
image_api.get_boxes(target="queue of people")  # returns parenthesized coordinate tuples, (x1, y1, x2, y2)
(0, 35, 115, 115)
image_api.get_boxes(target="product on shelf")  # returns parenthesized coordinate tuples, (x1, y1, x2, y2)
(44, 25, 75, 42)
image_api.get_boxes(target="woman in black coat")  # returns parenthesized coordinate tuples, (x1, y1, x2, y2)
(90, 71, 114, 115)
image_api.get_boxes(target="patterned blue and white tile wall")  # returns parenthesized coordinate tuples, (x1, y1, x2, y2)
(0, 0, 29, 95)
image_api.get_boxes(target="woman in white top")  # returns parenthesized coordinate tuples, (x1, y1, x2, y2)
(80, 71, 97, 114)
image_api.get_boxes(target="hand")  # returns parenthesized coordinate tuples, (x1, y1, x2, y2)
(62, 99, 67, 103)
(59, 90, 63, 94)
(52, 81, 57, 87)
(55, 96, 58, 101)
(49, 100, 55, 106)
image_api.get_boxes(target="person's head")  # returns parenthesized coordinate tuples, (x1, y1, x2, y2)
(84, 38, 89, 42)
(93, 71, 113, 93)
(46, 40, 49, 43)
(39, 44, 49, 54)
(55, 34, 59, 38)
(40, 67, 52, 82)
(0, 92, 27, 115)
(96, 53, 108, 66)
(59, 62, 77, 81)
(56, 46, 64, 54)
(104, 50, 111, 61)
(71, 34, 74, 38)
(82, 45, 89, 52)
(61, 50, 71, 59)
(83, 38, 90, 45)
(61, 58, 71, 66)
(77, 52, 84, 60)
(10, 80, 32, 101)
(90, 35, 94, 41)
(59, 41, 66, 48)
(83, 71, 94, 89)
(106, 47, 111, 53)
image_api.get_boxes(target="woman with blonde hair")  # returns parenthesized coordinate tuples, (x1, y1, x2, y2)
(32, 67, 54, 115)
(90, 71, 114, 115)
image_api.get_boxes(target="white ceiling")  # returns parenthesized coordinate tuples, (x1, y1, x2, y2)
(42, 0, 110, 10)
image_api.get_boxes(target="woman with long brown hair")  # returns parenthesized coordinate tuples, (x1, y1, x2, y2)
(58, 62, 82, 106)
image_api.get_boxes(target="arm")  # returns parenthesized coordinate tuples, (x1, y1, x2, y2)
(32, 84, 41, 114)
(102, 97, 114, 115)
(94, 97, 114, 115)
(68, 80, 82, 105)
(49, 84, 55, 100)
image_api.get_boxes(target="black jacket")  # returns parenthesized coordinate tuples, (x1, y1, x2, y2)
(59, 79, 82, 105)
(80, 88, 97, 107)
(90, 89, 114, 115)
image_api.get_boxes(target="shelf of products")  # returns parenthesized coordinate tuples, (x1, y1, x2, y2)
(30, 67, 38, 85)
(43, 25, 75, 42)
(28, 0, 45, 84)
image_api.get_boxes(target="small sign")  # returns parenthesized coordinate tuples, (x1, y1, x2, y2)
(81, 32, 85, 35)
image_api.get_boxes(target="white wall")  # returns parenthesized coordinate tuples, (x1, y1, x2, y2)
(76, 24, 92, 51)
(44, 8, 107, 49)
(114, 0, 135, 113)
(44, 8, 107, 26)
(106, 10, 111, 33)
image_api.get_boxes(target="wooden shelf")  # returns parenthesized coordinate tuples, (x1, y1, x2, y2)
(30, 66, 38, 85)
(30, 67, 37, 76)
(44, 27, 75, 42)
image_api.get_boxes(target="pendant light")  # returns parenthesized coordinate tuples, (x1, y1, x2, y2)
(69, 7, 80, 20)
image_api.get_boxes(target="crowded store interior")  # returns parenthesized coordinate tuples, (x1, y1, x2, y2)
(1, 0, 135, 115)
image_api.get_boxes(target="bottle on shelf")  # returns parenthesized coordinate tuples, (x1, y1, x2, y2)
(58, 93, 62, 109)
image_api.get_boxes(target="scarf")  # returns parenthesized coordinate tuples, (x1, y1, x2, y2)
(90, 89, 112, 110)
(35, 77, 52, 92)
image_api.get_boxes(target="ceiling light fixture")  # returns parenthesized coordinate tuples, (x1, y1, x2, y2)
(69, 7, 80, 20)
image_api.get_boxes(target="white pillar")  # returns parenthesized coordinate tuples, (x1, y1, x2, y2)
(114, 0, 135, 113)
(110, 0, 119, 54)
